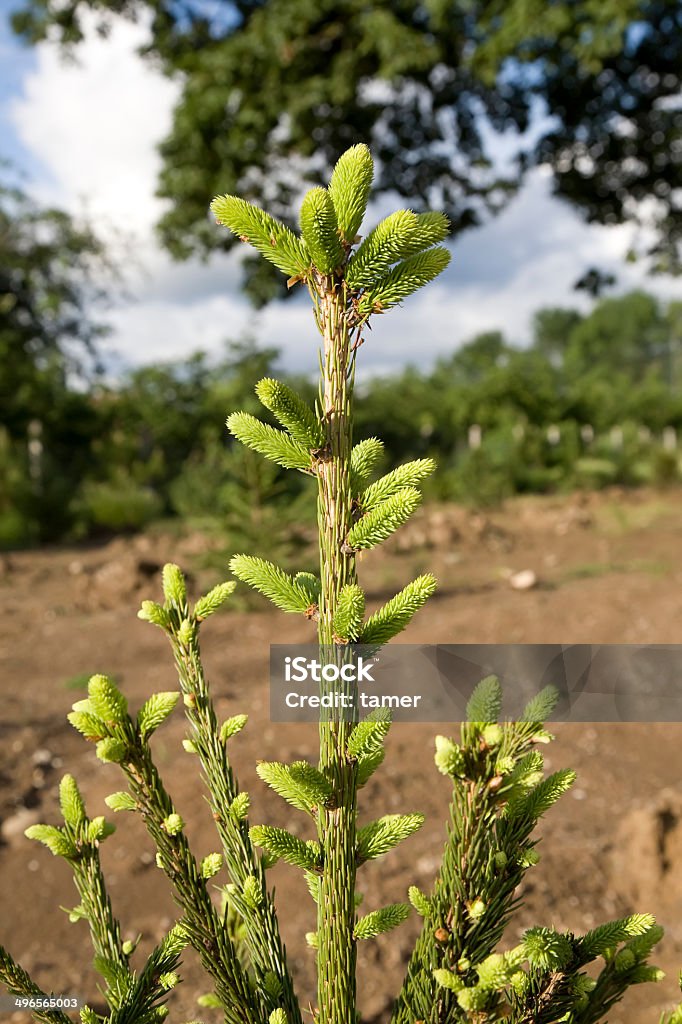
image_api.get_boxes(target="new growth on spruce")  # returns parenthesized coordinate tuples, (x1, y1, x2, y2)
(1, 144, 679, 1024)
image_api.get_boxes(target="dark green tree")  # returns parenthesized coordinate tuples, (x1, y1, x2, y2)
(532, 308, 584, 367)
(12, 0, 682, 303)
(0, 175, 109, 543)
(0, 176, 108, 436)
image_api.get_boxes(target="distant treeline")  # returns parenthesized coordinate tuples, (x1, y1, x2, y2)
(2, 290, 682, 549)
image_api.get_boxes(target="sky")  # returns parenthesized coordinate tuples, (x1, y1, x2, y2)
(3, 4, 682, 377)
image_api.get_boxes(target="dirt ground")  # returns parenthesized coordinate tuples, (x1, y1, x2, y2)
(1, 487, 682, 1023)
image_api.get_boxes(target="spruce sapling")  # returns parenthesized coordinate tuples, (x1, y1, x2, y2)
(1, 144, 678, 1024)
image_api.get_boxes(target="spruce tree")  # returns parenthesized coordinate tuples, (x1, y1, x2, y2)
(1, 144, 680, 1024)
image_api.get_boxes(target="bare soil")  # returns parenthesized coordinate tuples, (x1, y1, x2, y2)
(1, 488, 682, 1023)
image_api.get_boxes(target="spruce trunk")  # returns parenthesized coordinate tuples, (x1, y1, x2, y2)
(316, 277, 358, 1024)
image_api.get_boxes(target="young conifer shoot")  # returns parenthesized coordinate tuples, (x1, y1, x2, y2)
(2, 145, 681, 1024)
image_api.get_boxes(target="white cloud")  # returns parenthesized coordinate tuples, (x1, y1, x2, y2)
(9, 13, 179, 234)
(8, 18, 682, 377)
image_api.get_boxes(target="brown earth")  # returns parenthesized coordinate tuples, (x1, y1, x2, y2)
(1, 487, 682, 1023)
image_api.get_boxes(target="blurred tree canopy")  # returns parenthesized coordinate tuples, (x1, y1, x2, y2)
(11, 0, 682, 304)
(0, 177, 110, 543)
(0, 177, 108, 436)
(2, 284, 682, 546)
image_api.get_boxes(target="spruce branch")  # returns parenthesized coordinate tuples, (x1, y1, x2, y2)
(349, 438, 384, 490)
(357, 248, 451, 317)
(0, 947, 74, 1024)
(249, 826, 322, 872)
(256, 761, 333, 815)
(392, 691, 578, 1024)
(466, 674, 504, 723)
(332, 584, 365, 642)
(346, 487, 422, 551)
(356, 814, 424, 863)
(520, 685, 559, 724)
(359, 574, 437, 645)
(354, 904, 411, 940)
(139, 570, 303, 1024)
(347, 709, 391, 760)
(227, 412, 313, 473)
(193, 582, 236, 621)
(229, 555, 317, 614)
(210, 194, 310, 278)
(255, 378, 325, 448)
(2, 144, 666, 1024)
(508, 769, 577, 822)
(328, 143, 374, 243)
(346, 210, 422, 289)
(107, 924, 187, 1024)
(406, 212, 450, 253)
(299, 187, 345, 275)
(577, 914, 657, 962)
(348, 710, 391, 786)
(68, 686, 263, 1024)
(360, 458, 435, 512)
(137, 692, 180, 740)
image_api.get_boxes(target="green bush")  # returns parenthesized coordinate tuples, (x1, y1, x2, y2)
(78, 472, 163, 532)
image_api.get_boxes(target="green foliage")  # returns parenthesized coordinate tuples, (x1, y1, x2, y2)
(356, 814, 424, 863)
(359, 574, 437, 644)
(20, 0, 682, 291)
(256, 761, 332, 815)
(162, 563, 187, 609)
(86, 816, 116, 844)
(347, 487, 422, 551)
(79, 473, 163, 533)
(6, 288, 682, 550)
(408, 886, 433, 918)
(87, 674, 128, 724)
(194, 582, 237, 621)
(105, 791, 137, 813)
(346, 210, 424, 289)
(360, 459, 435, 512)
(229, 555, 317, 613)
(210, 195, 310, 278)
(328, 144, 374, 243)
(523, 927, 574, 970)
(67, 709, 108, 741)
(137, 692, 180, 739)
(220, 714, 248, 742)
(1, 146, 669, 1024)
(434, 735, 466, 777)
(578, 914, 657, 961)
(354, 904, 410, 940)
(0, 177, 109, 545)
(509, 768, 577, 821)
(95, 738, 128, 764)
(227, 412, 313, 473)
(350, 438, 385, 490)
(347, 717, 389, 761)
(59, 774, 86, 828)
(299, 188, 344, 275)
(357, 248, 451, 317)
(255, 378, 324, 448)
(229, 792, 250, 821)
(466, 674, 503, 723)
(138, 601, 171, 629)
(200, 853, 223, 880)
(25, 824, 77, 859)
(332, 584, 365, 642)
(249, 826, 321, 873)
